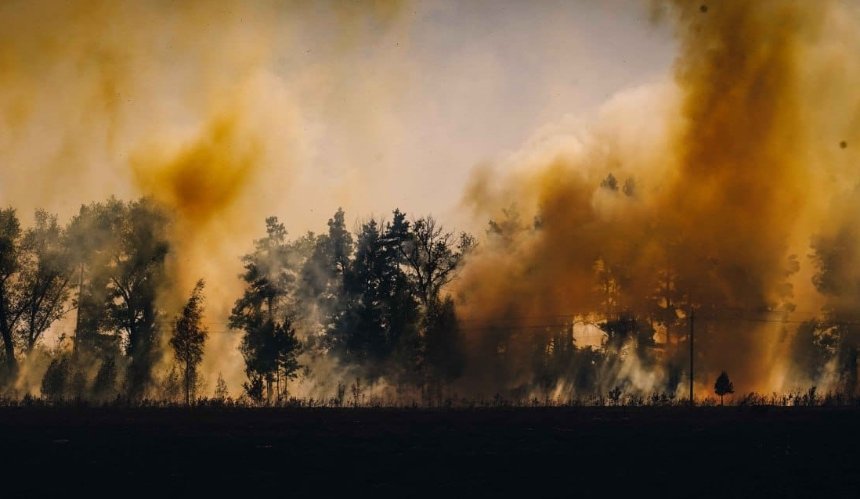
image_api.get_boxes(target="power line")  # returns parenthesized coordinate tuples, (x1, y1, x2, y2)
(93, 308, 860, 335)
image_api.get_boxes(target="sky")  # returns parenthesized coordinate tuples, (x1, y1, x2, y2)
(0, 0, 676, 234)
(0, 0, 682, 392)
(269, 0, 676, 231)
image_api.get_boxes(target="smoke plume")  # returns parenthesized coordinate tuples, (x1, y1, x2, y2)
(457, 0, 860, 396)
(0, 0, 407, 394)
(2, 0, 859, 400)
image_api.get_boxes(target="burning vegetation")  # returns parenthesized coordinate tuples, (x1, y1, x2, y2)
(1, 1, 860, 405)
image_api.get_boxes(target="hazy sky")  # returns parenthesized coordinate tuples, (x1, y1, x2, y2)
(5, 1, 860, 395)
(284, 0, 676, 230)
(0, 0, 675, 233)
(0, 0, 677, 385)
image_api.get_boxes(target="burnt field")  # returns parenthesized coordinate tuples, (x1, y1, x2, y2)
(1, 407, 858, 497)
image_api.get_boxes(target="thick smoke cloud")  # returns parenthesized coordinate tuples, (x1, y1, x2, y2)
(457, 0, 860, 396)
(0, 0, 407, 393)
(2, 0, 859, 400)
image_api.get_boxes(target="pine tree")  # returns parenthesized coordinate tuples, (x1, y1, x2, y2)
(170, 279, 208, 405)
(714, 371, 734, 406)
(332, 216, 419, 380)
(232, 216, 306, 403)
(213, 372, 229, 400)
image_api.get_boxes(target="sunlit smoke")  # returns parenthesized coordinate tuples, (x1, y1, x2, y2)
(457, 0, 860, 397)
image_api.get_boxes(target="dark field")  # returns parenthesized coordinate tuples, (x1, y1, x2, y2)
(2, 407, 858, 497)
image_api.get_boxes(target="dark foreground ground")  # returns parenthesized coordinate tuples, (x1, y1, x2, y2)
(1, 406, 858, 497)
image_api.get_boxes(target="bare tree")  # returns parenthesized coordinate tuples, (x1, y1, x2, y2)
(398, 216, 475, 309)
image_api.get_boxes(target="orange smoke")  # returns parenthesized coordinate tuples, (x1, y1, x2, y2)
(132, 116, 259, 225)
(456, 0, 859, 396)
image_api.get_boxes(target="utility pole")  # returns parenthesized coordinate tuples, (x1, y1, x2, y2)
(689, 307, 694, 407)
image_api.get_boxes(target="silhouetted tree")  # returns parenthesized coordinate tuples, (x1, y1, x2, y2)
(423, 295, 465, 393)
(170, 279, 208, 405)
(329, 215, 420, 382)
(17, 210, 73, 351)
(0, 208, 22, 377)
(301, 209, 353, 337)
(66, 200, 120, 356)
(243, 373, 265, 404)
(600, 173, 619, 191)
(790, 320, 838, 383)
(232, 217, 306, 402)
(594, 258, 623, 318)
(85, 198, 171, 398)
(811, 228, 860, 395)
(162, 365, 182, 402)
(41, 354, 71, 401)
(331, 219, 386, 365)
(213, 372, 229, 400)
(92, 356, 118, 401)
(714, 371, 734, 405)
(397, 215, 474, 310)
(274, 318, 302, 398)
(486, 206, 532, 248)
(0, 208, 72, 381)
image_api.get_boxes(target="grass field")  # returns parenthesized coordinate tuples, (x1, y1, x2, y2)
(2, 406, 858, 497)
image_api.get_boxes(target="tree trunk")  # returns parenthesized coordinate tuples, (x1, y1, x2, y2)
(185, 362, 191, 405)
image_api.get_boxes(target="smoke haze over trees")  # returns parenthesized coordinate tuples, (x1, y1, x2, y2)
(1, 1, 860, 404)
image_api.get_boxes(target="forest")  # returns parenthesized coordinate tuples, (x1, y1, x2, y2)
(0, 198, 476, 405)
(3, 1, 860, 496)
(1, 187, 857, 407)
(2, 1, 860, 408)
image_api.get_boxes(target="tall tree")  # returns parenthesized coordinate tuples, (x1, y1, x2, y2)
(65, 200, 119, 355)
(0, 208, 73, 380)
(231, 217, 304, 402)
(714, 371, 734, 406)
(103, 198, 170, 397)
(332, 216, 420, 380)
(301, 208, 353, 328)
(274, 318, 302, 397)
(397, 215, 473, 390)
(170, 279, 208, 405)
(333, 218, 387, 365)
(0, 208, 22, 376)
(17, 210, 73, 351)
(422, 295, 465, 394)
(811, 227, 860, 394)
(235, 315, 301, 403)
(397, 215, 474, 309)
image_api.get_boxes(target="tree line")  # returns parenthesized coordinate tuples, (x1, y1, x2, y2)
(1, 199, 173, 399)
(0, 199, 475, 403)
(1, 187, 858, 404)
(230, 209, 474, 404)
